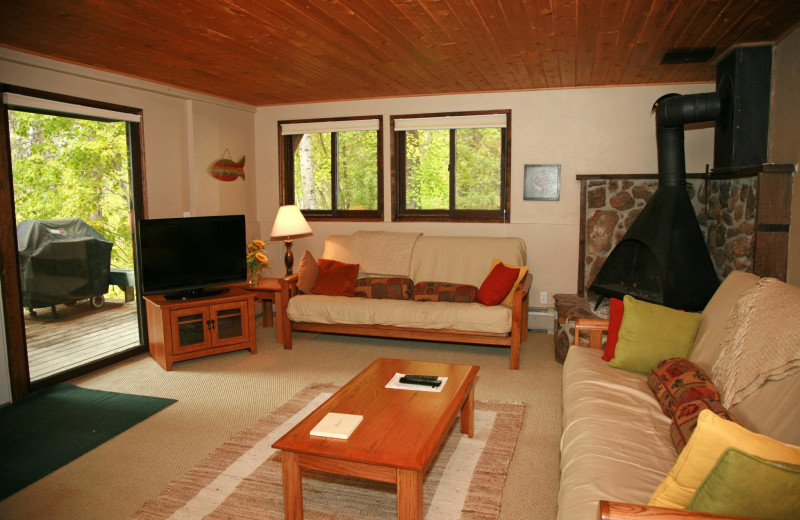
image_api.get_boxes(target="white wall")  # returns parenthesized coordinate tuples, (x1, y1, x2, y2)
(255, 85, 717, 301)
(770, 27, 800, 286)
(0, 48, 259, 236)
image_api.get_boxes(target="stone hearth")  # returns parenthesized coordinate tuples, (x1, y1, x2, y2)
(553, 165, 793, 364)
(580, 174, 757, 293)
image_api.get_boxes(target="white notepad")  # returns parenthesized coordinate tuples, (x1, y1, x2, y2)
(310, 412, 364, 439)
(385, 372, 447, 392)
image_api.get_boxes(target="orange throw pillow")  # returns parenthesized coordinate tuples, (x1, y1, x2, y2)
(477, 262, 521, 306)
(311, 259, 360, 296)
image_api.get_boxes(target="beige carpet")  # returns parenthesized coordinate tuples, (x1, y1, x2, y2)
(131, 383, 524, 519)
(0, 328, 562, 520)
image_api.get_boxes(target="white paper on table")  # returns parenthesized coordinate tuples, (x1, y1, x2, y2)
(385, 372, 447, 392)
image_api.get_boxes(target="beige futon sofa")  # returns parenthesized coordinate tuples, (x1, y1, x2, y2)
(559, 271, 800, 519)
(279, 232, 532, 369)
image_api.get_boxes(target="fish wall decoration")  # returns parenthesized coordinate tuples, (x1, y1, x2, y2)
(211, 153, 246, 181)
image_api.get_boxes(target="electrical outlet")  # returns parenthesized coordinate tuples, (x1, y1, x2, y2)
(539, 291, 548, 304)
(182, 212, 191, 217)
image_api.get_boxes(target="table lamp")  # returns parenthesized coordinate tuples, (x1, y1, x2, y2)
(270, 205, 313, 276)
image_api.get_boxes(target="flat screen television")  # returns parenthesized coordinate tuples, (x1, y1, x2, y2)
(138, 214, 247, 299)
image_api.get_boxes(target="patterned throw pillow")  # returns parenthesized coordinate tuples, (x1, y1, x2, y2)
(354, 277, 413, 300)
(671, 400, 739, 454)
(647, 358, 721, 417)
(411, 282, 478, 303)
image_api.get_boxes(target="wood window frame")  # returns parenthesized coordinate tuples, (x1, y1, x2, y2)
(391, 110, 511, 223)
(278, 115, 384, 222)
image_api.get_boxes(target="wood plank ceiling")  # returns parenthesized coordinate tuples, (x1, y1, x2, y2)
(2, 0, 799, 106)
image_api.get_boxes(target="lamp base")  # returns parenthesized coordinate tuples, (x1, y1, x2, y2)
(283, 238, 294, 276)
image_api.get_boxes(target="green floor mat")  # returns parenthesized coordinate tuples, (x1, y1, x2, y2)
(0, 383, 175, 500)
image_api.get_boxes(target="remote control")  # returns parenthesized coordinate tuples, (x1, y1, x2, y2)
(405, 374, 439, 381)
(399, 374, 442, 387)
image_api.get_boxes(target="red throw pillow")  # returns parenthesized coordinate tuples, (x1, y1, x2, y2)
(477, 263, 521, 306)
(311, 259, 360, 296)
(601, 297, 624, 361)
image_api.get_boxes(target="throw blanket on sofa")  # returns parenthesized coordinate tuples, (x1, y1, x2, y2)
(345, 231, 421, 277)
(713, 277, 800, 408)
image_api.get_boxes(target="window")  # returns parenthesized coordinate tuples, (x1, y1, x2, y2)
(279, 116, 383, 220)
(392, 111, 510, 222)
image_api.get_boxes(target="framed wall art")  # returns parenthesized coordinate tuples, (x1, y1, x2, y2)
(524, 164, 560, 201)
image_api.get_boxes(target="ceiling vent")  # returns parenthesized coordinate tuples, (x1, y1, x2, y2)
(661, 48, 716, 64)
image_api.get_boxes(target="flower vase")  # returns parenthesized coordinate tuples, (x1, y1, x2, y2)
(248, 267, 262, 286)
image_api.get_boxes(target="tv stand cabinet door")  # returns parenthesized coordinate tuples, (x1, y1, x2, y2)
(209, 300, 250, 347)
(169, 306, 213, 354)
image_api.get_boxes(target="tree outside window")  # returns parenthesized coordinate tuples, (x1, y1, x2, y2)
(280, 117, 383, 220)
(392, 111, 509, 222)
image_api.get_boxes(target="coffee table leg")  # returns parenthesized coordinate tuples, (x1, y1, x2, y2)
(397, 468, 423, 520)
(460, 385, 475, 438)
(282, 452, 303, 519)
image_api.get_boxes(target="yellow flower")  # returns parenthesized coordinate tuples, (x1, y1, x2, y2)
(255, 253, 268, 264)
(252, 239, 265, 248)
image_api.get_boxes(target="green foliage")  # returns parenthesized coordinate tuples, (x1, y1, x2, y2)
(294, 133, 331, 210)
(404, 127, 502, 211)
(290, 125, 501, 214)
(455, 128, 501, 210)
(405, 129, 449, 210)
(9, 111, 134, 273)
(293, 131, 378, 211)
(338, 130, 377, 210)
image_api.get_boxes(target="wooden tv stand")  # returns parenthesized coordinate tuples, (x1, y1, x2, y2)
(144, 287, 256, 370)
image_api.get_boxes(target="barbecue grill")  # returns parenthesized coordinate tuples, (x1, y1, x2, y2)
(17, 218, 112, 317)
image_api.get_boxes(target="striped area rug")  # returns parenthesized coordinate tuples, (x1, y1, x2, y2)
(131, 383, 524, 520)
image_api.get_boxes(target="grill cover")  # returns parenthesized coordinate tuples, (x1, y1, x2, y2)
(17, 218, 112, 309)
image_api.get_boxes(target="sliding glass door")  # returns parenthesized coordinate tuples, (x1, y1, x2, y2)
(0, 87, 147, 397)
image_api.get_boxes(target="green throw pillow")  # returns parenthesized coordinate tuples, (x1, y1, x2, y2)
(608, 296, 701, 374)
(689, 448, 800, 519)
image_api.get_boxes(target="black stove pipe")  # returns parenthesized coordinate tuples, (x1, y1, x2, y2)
(652, 92, 721, 187)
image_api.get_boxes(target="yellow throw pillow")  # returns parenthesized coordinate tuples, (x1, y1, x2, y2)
(490, 258, 529, 307)
(649, 409, 800, 509)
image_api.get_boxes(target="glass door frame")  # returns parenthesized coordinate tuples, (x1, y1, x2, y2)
(0, 84, 149, 400)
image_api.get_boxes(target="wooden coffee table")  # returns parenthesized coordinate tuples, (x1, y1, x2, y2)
(271, 357, 480, 520)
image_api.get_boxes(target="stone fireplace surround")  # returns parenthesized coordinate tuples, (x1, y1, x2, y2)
(553, 164, 793, 363)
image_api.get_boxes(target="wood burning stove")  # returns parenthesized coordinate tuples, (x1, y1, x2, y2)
(589, 93, 721, 311)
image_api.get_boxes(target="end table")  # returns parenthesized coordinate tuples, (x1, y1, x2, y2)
(237, 277, 295, 347)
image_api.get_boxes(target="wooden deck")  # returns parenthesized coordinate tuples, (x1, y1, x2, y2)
(24, 299, 141, 382)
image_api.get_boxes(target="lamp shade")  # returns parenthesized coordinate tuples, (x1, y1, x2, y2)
(270, 205, 312, 239)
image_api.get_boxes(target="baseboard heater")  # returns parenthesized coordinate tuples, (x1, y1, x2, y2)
(528, 307, 554, 334)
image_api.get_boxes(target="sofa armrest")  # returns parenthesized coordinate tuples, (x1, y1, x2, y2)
(599, 501, 754, 520)
(514, 272, 533, 297)
(574, 318, 609, 350)
(279, 273, 299, 296)
(507, 272, 533, 369)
